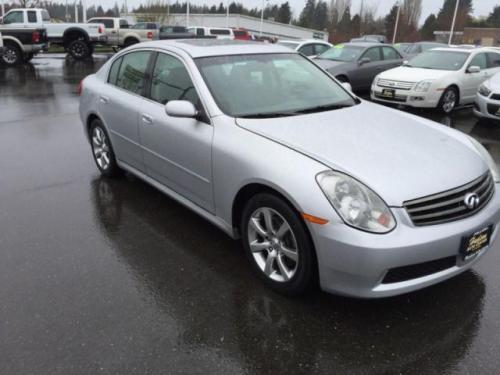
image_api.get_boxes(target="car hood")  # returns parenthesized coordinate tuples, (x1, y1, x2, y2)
(379, 66, 453, 82)
(314, 59, 352, 73)
(236, 101, 486, 206)
(486, 72, 500, 90)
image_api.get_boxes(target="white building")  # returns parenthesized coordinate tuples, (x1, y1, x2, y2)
(124, 13, 329, 41)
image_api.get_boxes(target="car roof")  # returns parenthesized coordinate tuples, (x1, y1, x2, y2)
(137, 39, 293, 58)
(340, 42, 390, 48)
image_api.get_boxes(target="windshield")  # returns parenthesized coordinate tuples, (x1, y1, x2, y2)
(317, 45, 364, 62)
(408, 50, 469, 71)
(195, 53, 356, 118)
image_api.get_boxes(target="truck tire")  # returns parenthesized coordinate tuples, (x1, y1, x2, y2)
(67, 39, 90, 60)
(124, 38, 139, 48)
(1, 43, 23, 66)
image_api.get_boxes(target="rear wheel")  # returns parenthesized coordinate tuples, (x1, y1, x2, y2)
(67, 40, 90, 60)
(123, 38, 139, 48)
(89, 119, 121, 177)
(438, 87, 458, 114)
(241, 193, 317, 296)
(1, 43, 23, 65)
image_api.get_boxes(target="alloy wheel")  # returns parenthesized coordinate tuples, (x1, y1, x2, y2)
(247, 207, 299, 282)
(92, 127, 111, 170)
(2, 47, 18, 65)
(442, 90, 456, 113)
(70, 42, 86, 58)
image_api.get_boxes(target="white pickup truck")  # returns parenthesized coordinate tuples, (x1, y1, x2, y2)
(88, 18, 159, 48)
(0, 8, 107, 59)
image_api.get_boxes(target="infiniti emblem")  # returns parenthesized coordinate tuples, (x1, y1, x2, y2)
(464, 193, 480, 210)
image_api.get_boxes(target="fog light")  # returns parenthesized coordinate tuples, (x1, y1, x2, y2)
(410, 96, 425, 101)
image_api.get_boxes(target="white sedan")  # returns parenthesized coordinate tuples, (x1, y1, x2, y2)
(276, 39, 332, 58)
(371, 47, 500, 113)
(474, 71, 500, 122)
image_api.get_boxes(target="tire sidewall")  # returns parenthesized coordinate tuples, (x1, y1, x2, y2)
(439, 87, 458, 114)
(241, 193, 317, 295)
(89, 120, 120, 177)
(68, 40, 90, 60)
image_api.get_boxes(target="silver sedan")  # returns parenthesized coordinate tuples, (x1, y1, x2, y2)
(79, 40, 500, 298)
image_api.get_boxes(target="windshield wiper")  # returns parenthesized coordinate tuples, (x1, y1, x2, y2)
(238, 112, 298, 119)
(294, 103, 353, 114)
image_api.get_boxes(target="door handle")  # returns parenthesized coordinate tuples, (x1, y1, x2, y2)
(100, 95, 109, 104)
(141, 114, 154, 124)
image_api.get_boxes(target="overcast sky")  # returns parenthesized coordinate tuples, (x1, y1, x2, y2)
(95, 0, 497, 22)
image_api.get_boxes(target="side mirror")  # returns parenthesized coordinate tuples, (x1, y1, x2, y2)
(467, 65, 480, 74)
(165, 100, 198, 118)
(359, 57, 371, 65)
(341, 82, 353, 93)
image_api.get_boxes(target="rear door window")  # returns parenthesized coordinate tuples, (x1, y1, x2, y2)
(115, 51, 153, 95)
(27, 11, 37, 23)
(469, 53, 488, 70)
(487, 53, 500, 68)
(119, 19, 129, 29)
(382, 46, 401, 60)
(298, 44, 314, 56)
(108, 56, 123, 85)
(314, 44, 330, 55)
(361, 47, 382, 62)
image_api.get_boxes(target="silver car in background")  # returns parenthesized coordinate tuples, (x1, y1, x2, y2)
(474, 71, 500, 122)
(79, 40, 500, 298)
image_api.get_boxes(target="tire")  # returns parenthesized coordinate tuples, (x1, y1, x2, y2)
(1, 43, 23, 66)
(336, 75, 349, 83)
(438, 86, 459, 114)
(241, 193, 317, 296)
(89, 119, 122, 177)
(67, 40, 90, 60)
(124, 38, 139, 48)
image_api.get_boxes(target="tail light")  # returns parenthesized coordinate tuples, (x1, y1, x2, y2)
(77, 80, 83, 96)
(147, 31, 153, 39)
(32, 31, 40, 43)
(98, 26, 103, 34)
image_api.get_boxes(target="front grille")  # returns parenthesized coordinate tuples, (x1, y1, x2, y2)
(382, 256, 456, 284)
(374, 92, 407, 103)
(404, 173, 494, 226)
(490, 93, 500, 101)
(487, 103, 500, 117)
(377, 79, 415, 90)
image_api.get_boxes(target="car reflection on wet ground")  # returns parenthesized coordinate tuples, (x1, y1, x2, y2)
(1, 54, 500, 374)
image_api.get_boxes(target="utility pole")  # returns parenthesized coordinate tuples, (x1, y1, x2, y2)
(448, 0, 460, 45)
(359, 0, 364, 37)
(260, 0, 268, 36)
(392, 1, 401, 44)
(226, 0, 229, 28)
(1, 0, 5, 18)
(186, 0, 190, 27)
(74, 1, 78, 23)
(83, 0, 87, 22)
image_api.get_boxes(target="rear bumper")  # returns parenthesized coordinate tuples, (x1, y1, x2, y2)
(473, 93, 500, 122)
(311, 185, 500, 298)
(24, 43, 46, 54)
(89, 35, 108, 43)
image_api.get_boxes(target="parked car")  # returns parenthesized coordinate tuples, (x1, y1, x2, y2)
(393, 42, 412, 54)
(474, 70, 500, 122)
(232, 28, 251, 41)
(314, 42, 403, 92)
(276, 39, 332, 58)
(159, 25, 194, 40)
(0, 26, 48, 65)
(79, 39, 500, 298)
(351, 35, 387, 43)
(402, 42, 448, 59)
(88, 18, 158, 47)
(0, 8, 106, 59)
(371, 47, 500, 113)
(187, 26, 234, 39)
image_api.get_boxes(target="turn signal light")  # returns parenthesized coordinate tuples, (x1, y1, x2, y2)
(32, 31, 40, 43)
(147, 31, 153, 39)
(98, 26, 103, 34)
(76, 80, 83, 96)
(301, 213, 329, 225)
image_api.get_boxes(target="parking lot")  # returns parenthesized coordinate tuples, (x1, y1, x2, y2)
(1, 54, 500, 374)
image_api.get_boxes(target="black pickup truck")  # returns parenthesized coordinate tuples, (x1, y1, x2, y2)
(0, 27, 48, 65)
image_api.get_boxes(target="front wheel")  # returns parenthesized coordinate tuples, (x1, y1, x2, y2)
(438, 87, 458, 114)
(1, 43, 23, 65)
(241, 193, 317, 296)
(67, 40, 90, 60)
(90, 119, 122, 177)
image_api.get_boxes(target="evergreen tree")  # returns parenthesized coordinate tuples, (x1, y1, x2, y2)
(420, 14, 437, 40)
(277, 2, 292, 24)
(313, 1, 328, 30)
(298, 0, 316, 28)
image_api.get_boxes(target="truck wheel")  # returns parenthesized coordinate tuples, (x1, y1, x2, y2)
(124, 38, 139, 48)
(1, 43, 23, 66)
(68, 40, 90, 60)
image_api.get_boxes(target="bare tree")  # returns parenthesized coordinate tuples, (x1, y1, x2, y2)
(402, 0, 422, 27)
(18, 0, 40, 7)
(329, 0, 351, 25)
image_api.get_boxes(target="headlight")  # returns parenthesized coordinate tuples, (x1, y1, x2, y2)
(373, 75, 380, 86)
(414, 80, 434, 92)
(478, 84, 491, 97)
(316, 171, 396, 233)
(468, 136, 500, 182)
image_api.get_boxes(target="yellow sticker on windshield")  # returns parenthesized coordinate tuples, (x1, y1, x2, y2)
(334, 44, 344, 49)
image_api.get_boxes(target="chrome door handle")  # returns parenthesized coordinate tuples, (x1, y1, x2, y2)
(100, 95, 109, 104)
(141, 114, 154, 124)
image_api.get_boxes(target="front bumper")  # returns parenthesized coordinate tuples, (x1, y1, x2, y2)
(473, 92, 500, 122)
(312, 185, 500, 298)
(370, 85, 442, 109)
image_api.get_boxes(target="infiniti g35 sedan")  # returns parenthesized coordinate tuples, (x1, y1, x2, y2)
(79, 39, 500, 298)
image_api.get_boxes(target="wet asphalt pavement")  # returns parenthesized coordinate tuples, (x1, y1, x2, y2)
(1, 54, 500, 374)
